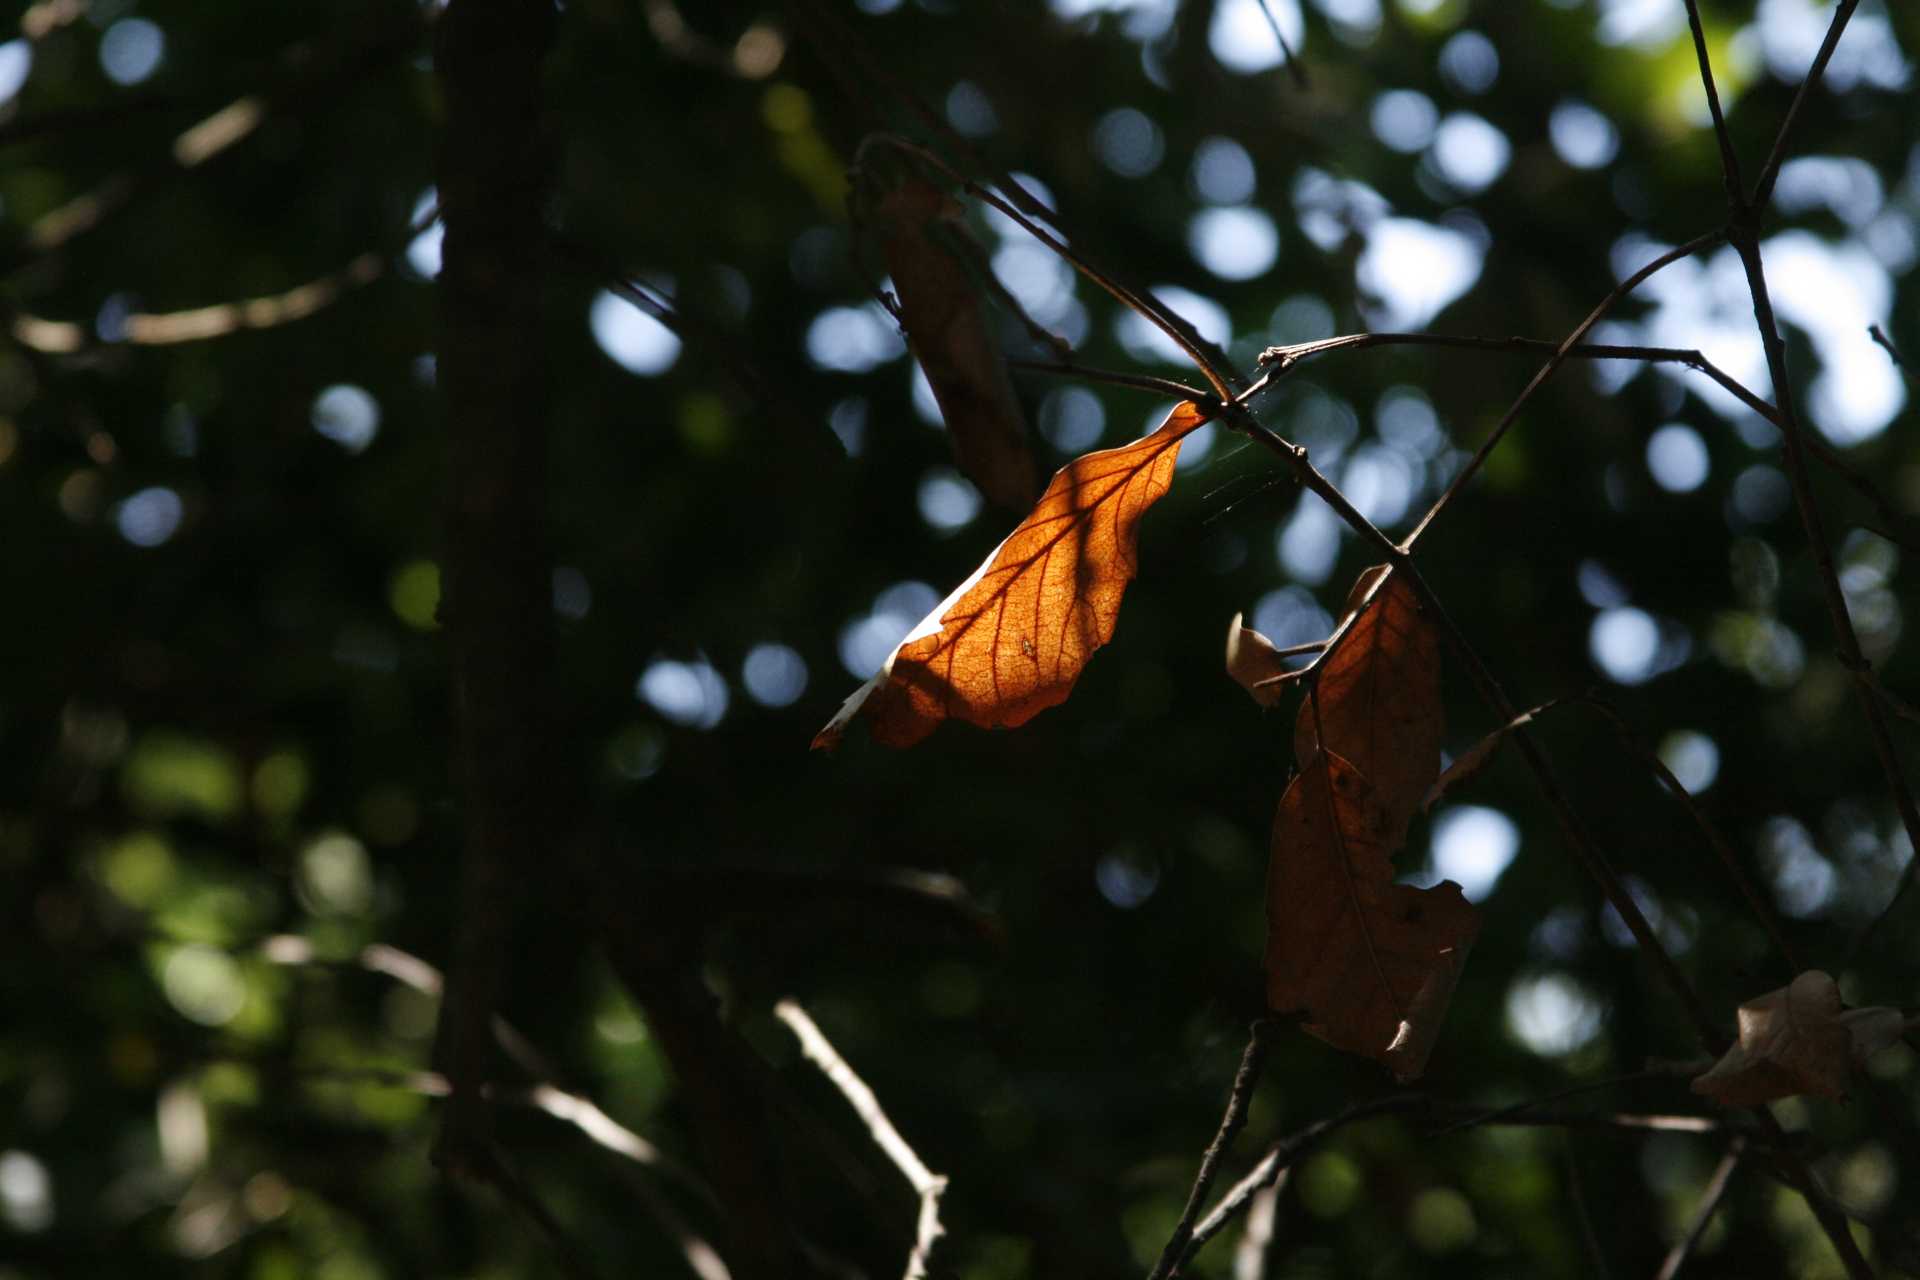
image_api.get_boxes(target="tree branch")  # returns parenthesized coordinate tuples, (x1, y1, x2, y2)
(430, 0, 560, 1191)
(1148, 1020, 1274, 1280)
(775, 1000, 948, 1280)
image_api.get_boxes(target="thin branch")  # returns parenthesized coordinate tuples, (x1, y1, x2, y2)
(1255, 330, 1916, 549)
(1868, 323, 1906, 372)
(1561, 1136, 1611, 1280)
(1252, 0, 1309, 90)
(1685, 27, 1920, 978)
(1008, 358, 1210, 405)
(774, 1000, 947, 1280)
(1148, 1021, 1275, 1280)
(1679, 25, 1888, 1272)
(1231, 1179, 1283, 1280)
(1577, 696, 1801, 976)
(1751, 0, 1862, 209)
(1401, 230, 1727, 550)
(866, 133, 1241, 401)
(1173, 1095, 1429, 1273)
(1424, 1066, 1688, 1140)
(1682, 0, 1748, 209)
(7, 253, 383, 353)
(1655, 1142, 1743, 1280)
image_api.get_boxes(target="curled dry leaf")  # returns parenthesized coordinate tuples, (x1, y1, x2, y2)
(1225, 612, 1296, 709)
(866, 174, 1037, 509)
(1265, 565, 1476, 1080)
(1690, 970, 1906, 1106)
(814, 402, 1211, 751)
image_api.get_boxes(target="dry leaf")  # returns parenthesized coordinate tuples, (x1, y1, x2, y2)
(814, 402, 1210, 750)
(868, 176, 1036, 509)
(1266, 564, 1472, 1079)
(1266, 750, 1480, 1080)
(1225, 613, 1297, 708)
(1690, 970, 1906, 1106)
(1293, 567, 1442, 846)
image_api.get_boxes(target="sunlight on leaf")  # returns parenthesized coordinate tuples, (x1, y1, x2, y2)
(815, 402, 1210, 749)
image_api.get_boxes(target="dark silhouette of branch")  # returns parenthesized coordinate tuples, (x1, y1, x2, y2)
(1256, 330, 1916, 549)
(1682, 11, 1889, 1276)
(1401, 230, 1726, 549)
(1561, 1136, 1612, 1280)
(603, 913, 810, 1280)
(1171, 1094, 1429, 1273)
(1009, 359, 1210, 405)
(1752, 0, 1862, 208)
(865, 134, 1243, 401)
(1252, 0, 1308, 90)
(1148, 1020, 1274, 1280)
(1655, 1141, 1743, 1280)
(430, 0, 561, 1196)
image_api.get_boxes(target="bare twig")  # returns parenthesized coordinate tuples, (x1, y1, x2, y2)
(774, 1000, 947, 1280)
(1232, 1179, 1282, 1280)
(1173, 1094, 1429, 1273)
(8, 253, 383, 353)
(1149, 1021, 1275, 1280)
(1577, 696, 1801, 975)
(1677, 24, 1888, 1279)
(1868, 323, 1906, 372)
(865, 134, 1241, 401)
(1252, 0, 1309, 90)
(1682, 0, 1747, 208)
(1561, 1136, 1611, 1280)
(1402, 230, 1727, 549)
(1751, 0, 1862, 208)
(1256, 330, 1915, 548)
(1008, 359, 1211, 406)
(1655, 1141, 1743, 1280)
(1678, 4, 1920, 979)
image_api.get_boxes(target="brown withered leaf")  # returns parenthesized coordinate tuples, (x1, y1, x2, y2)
(871, 177, 1036, 509)
(1294, 567, 1443, 846)
(1225, 612, 1297, 709)
(814, 402, 1211, 750)
(1690, 970, 1905, 1106)
(1267, 750, 1480, 1080)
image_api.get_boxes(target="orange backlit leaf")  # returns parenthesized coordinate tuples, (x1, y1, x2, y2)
(1690, 970, 1905, 1106)
(814, 401, 1210, 750)
(870, 176, 1037, 509)
(1266, 750, 1479, 1081)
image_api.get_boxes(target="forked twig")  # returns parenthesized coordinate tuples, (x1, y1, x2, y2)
(1681, 10, 1887, 1277)
(1148, 1020, 1275, 1280)
(775, 1000, 948, 1280)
